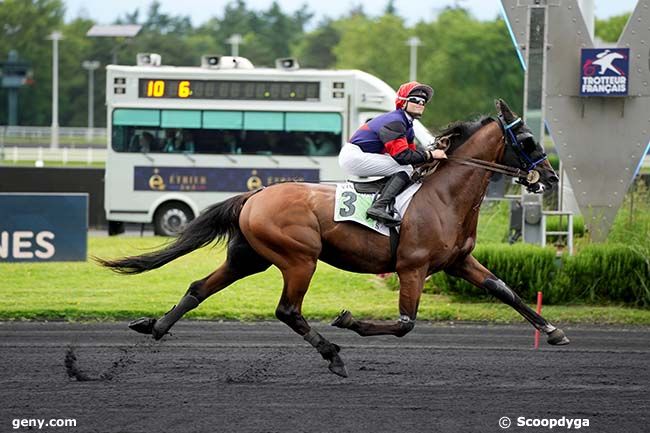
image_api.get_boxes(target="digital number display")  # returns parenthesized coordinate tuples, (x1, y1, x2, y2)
(139, 79, 320, 101)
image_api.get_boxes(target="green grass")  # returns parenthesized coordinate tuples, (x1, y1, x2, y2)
(1, 237, 649, 324)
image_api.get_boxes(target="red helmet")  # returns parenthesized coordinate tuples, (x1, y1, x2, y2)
(395, 81, 434, 109)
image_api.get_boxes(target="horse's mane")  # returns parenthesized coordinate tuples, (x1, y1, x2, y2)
(436, 116, 495, 154)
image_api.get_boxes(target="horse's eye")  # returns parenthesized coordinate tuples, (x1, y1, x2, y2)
(523, 138, 536, 152)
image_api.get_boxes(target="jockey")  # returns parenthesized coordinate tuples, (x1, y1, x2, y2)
(338, 81, 447, 225)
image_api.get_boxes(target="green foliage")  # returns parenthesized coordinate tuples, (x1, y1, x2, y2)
(595, 13, 630, 42)
(415, 10, 524, 128)
(333, 14, 409, 89)
(553, 244, 650, 306)
(606, 180, 650, 246)
(476, 200, 510, 243)
(0, 0, 65, 125)
(294, 19, 340, 69)
(545, 214, 585, 238)
(418, 242, 649, 307)
(426, 244, 557, 301)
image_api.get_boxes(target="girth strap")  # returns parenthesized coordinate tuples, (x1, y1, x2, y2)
(389, 226, 399, 270)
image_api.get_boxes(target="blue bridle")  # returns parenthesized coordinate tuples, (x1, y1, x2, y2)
(499, 116, 548, 171)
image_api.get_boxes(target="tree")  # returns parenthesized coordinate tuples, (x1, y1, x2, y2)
(241, 2, 313, 66)
(595, 13, 630, 43)
(294, 19, 340, 69)
(333, 14, 409, 89)
(413, 9, 523, 128)
(0, 0, 65, 125)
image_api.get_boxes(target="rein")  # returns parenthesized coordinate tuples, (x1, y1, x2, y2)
(416, 117, 543, 184)
(445, 155, 535, 181)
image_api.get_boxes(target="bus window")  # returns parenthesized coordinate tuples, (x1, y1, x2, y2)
(111, 109, 341, 156)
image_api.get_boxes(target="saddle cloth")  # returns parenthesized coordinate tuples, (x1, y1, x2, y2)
(333, 182, 422, 236)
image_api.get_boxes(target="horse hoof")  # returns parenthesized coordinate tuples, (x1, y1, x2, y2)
(128, 318, 156, 335)
(331, 310, 354, 329)
(328, 354, 348, 378)
(547, 328, 570, 346)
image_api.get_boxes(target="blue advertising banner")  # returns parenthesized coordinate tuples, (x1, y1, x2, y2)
(134, 166, 320, 192)
(580, 48, 630, 96)
(0, 193, 88, 262)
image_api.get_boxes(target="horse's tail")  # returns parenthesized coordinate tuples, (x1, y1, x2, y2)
(95, 190, 259, 274)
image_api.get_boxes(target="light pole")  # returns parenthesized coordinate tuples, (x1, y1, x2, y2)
(406, 36, 422, 82)
(82, 60, 100, 141)
(226, 33, 243, 57)
(47, 31, 63, 149)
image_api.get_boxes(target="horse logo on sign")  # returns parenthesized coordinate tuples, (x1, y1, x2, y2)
(580, 48, 630, 96)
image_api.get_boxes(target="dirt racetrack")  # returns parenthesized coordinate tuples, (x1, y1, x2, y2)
(1, 321, 649, 433)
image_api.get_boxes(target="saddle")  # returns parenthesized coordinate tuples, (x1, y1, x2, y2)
(347, 176, 388, 194)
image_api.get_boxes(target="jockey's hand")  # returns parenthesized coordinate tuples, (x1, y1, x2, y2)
(426, 149, 448, 161)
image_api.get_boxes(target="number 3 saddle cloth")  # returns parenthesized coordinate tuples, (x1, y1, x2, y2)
(334, 182, 422, 235)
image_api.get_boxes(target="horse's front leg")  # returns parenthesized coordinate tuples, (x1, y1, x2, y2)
(332, 268, 425, 337)
(448, 254, 569, 345)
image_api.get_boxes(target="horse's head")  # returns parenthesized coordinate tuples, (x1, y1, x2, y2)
(495, 99, 559, 193)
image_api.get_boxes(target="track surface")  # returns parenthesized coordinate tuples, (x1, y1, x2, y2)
(1, 321, 649, 433)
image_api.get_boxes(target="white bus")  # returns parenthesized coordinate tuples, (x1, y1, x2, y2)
(105, 54, 435, 235)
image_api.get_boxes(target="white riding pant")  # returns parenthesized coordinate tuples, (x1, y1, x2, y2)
(338, 143, 413, 177)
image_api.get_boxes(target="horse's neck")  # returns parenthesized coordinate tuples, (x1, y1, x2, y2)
(422, 123, 503, 217)
(454, 122, 503, 162)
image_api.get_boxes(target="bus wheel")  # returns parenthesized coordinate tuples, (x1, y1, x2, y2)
(154, 202, 194, 236)
(108, 221, 125, 236)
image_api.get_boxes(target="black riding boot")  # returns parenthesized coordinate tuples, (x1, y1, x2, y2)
(366, 171, 411, 226)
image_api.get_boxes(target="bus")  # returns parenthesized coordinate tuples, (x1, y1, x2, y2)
(105, 54, 435, 235)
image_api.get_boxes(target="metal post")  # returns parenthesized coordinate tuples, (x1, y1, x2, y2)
(406, 36, 422, 82)
(48, 31, 63, 149)
(8, 89, 17, 126)
(82, 60, 100, 141)
(227, 34, 243, 57)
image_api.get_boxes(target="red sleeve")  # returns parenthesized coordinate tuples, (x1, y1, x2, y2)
(384, 137, 409, 156)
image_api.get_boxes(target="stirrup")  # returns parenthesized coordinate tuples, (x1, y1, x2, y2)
(366, 207, 401, 226)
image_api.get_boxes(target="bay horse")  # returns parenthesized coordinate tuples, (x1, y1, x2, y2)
(97, 99, 568, 378)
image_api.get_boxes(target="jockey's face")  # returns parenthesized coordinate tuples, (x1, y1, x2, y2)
(404, 95, 426, 118)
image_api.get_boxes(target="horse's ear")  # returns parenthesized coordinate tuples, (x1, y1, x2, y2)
(496, 98, 515, 122)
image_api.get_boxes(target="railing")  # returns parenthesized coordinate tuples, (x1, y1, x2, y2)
(0, 145, 107, 165)
(0, 125, 107, 147)
(541, 210, 574, 255)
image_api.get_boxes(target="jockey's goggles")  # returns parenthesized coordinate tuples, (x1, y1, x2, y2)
(405, 96, 427, 105)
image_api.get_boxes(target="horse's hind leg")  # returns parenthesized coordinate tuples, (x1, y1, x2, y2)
(448, 254, 570, 345)
(274, 262, 348, 378)
(332, 268, 426, 337)
(130, 232, 271, 339)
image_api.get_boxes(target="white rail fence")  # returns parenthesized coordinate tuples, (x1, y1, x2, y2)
(0, 145, 107, 164)
(0, 125, 107, 147)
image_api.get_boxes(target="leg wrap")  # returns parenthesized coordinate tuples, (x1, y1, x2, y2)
(483, 278, 516, 304)
(154, 294, 201, 335)
(396, 315, 415, 337)
(303, 329, 324, 347)
(304, 329, 340, 360)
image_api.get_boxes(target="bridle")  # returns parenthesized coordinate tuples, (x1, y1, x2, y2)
(417, 116, 548, 185)
(497, 115, 548, 172)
